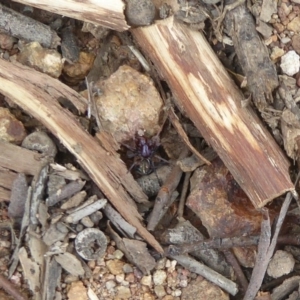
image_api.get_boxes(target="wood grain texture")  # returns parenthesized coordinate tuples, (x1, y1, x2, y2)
(0, 59, 162, 253)
(132, 17, 294, 208)
(13, 0, 129, 32)
(0, 142, 46, 176)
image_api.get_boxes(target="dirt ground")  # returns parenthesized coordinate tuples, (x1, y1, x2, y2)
(1, 0, 300, 299)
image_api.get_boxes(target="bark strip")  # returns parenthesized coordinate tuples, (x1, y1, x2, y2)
(132, 17, 294, 208)
(12, 0, 129, 32)
(0, 59, 163, 253)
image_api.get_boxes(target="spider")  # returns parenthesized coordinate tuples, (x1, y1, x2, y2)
(123, 133, 167, 175)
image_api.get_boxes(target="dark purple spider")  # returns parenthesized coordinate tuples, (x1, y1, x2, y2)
(123, 133, 165, 175)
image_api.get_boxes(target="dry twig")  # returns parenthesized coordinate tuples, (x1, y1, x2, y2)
(0, 274, 27, 300)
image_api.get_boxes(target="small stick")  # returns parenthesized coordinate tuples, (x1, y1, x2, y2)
(166, 235, 261, 255)
(0, 274, 27, 300)
(166, 233, 300, 256)
(0, 4, 60, 48)
(85, 77, 103, 131)
(244, 190, 296, 300)
(128, 45, 151, 72)
(177, 171, 191, 219)
(223, 249, 248, 293)
(170, 254, 238, 296)
(147, 148, 189, 230)
(46, 180, 86, 206)
(168, 108, 211, 165)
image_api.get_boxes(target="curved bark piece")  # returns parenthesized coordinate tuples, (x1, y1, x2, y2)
(0, 59, 162, 253)
(132, 17, 294, 208)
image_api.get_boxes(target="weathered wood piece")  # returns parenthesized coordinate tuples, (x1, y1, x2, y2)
(0, 167, 17, 191)
(224, 1, 278, 111)
(12, 0, 129, 32)
(132, 17, 294, 208)
(0, 59, 162, 253)
(0, 187, 10, 202)
(0, 142, 47, 176)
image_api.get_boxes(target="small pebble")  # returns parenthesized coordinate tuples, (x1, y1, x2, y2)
(267, 250, 295, 278)
(106, 259, 125, 275)
(125, 273, 135, 283)
(113, 249, 124, 259)
(154, 285, 166, 298)
(67, 281, 87, 300)
(280, 50, 300, 76)
(143, 292, 156, 300)
(156, 258, 167, 270)
(165, 260, 171, 269)
(80, 216, 94, 227)
(167, 260, 177, 273)
(116, 274, 125, 283)
(172, 289, 182, 297)
(89, 211, 103, 224)
(105, 280, 117, 290)
(76, 224, 84, 232)
(141, 275, 152, 286)
(64, 275, 79, 284)
(87, 260, 96, 269)
(123, 263, 133, 273)
(116, 286, 131, 299)
(153, 270, 167, 285)
(281, 37, 291, 43)
(125, 0, 156, 26)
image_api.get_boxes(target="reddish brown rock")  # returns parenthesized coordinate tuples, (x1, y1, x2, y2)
(186, 158, 263, 238)
(0, 107, 26, 144)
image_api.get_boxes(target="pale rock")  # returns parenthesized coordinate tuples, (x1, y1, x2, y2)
(113, 249, 124, 259)
(280, 50, 300, 76)
(64, 275, 79, 283)
(105, 280, 116, 290)
(165, 259, 171, 269)
(287, 16, 300, 33)
(94, 65, 163, 143)
(154, 285, 166, 298)
(267, 250, 295, 278)
(172, 289, 182, 297)
(116, 286, 131, 299)
(141, 275, 152, 286)
(67, 281, 88, 300)
(167, 260, 177, 273)
(143, 292, 156, 300)
(80, 216, 94, 227)
(156, 258, 167, 270)
(106, 259, 125, 275)
(181, 276, 229, 300)
(17, 42, 62, 78)
(115, 273, 125, 283)
(179, 279, 188, 288)
(153, 270, 167, 285)
(270, 46, 285, 61)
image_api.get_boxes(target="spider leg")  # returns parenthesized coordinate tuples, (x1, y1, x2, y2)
(127, 160, 138, 173)
(154, 155, 170, 164)
(121, 142, 135, 152)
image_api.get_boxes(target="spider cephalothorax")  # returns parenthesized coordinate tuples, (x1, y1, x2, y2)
(124, 133, 161, 175)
